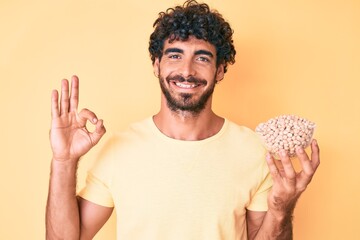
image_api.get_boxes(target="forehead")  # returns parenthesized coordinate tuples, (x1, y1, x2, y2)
(163, 36, 216, 55)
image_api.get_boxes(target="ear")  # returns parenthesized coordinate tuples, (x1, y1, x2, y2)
(153, 58, 160, 78)
(215, 64, 225, 83)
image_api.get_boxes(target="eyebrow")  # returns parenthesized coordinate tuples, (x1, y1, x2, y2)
(164, 48, 214, 58)
(194, 50, 214, 58)
(164, 48, 183, 55)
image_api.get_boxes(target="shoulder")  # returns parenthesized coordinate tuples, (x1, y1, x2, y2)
(90, 117, 154, 171)
(110, 117, 155, 145)
(221, 119, 267, 159)
(225, 119, 263, 144)
(98, 117, 158, 158)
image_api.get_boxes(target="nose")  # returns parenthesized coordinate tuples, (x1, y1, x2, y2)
(179, 59, 196, 78)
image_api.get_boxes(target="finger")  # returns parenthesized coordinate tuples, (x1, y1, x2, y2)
(265, 153, 281, 181)
(278, 150, 296, 181)
(310, 139, 320, 170)
(296, 146, 316, 186)
(51, 89, 60, 118)
(296, 140, 320, 188)
(90, 119, 106, 145)
(60, 79, 70, 115)
(78, 108, 98, 126)
(70, 75, 79, 112)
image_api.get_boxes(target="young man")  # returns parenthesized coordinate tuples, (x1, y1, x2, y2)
(46, 1, 320, 239)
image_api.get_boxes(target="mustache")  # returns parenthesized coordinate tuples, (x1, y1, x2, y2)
(166, 75, 207, 85)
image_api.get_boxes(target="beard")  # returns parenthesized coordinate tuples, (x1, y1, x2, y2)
(158, 73, 216, 115)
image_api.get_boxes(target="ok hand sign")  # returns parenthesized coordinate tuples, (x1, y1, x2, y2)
(50, 75, 106, 162)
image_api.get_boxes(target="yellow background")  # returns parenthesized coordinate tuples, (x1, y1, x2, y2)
(1, 0, 359, 239)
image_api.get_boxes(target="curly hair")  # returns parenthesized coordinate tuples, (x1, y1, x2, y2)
(149, 0, 236, 73)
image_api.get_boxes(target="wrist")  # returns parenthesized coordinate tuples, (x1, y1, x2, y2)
(52, 156, 80, 164)
(268, 194, 299, 220)
(51, 157, 80, 174)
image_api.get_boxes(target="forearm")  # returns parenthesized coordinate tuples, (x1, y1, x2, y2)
(253, 209, 293, 240)
(46, 159, 80, 239)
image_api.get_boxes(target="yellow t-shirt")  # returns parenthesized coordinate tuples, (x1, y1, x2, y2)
(79, 117, 272, 240)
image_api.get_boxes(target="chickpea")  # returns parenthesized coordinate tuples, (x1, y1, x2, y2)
(255, 115, 316, 158)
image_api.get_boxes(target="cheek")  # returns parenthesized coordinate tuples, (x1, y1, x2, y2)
(159, 66, 176, 78)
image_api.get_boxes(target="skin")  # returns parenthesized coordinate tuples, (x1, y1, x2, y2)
(46, 37, 320, 239)
(247, 142, 320, 239)
(46, 77, 112, 240)
(153, 36, 225, 140)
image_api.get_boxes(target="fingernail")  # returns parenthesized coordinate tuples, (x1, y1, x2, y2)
(266, 152, 272, 160)
(281, 150, 286, 157)
(92, 118, 98, 123)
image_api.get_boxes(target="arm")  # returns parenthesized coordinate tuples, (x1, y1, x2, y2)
(46, 76, 108, 239)
(247, 140, 320, 240)
(46, 161, 113, 240)
(78, 197, 114, 239)
(46, 159, 80, 239)
(246, 210, 267, 240)
(246, 209, 293, 240)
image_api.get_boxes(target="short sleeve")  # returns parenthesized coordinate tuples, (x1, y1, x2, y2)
(78, 172, 114, 207)
(246, 170, 273, 211)
(78, 136, 116, 207)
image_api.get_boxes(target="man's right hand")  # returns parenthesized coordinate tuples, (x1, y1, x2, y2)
(50, 75, 106, 162)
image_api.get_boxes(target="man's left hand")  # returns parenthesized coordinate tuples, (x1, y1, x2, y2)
(265, 139, 320, 218)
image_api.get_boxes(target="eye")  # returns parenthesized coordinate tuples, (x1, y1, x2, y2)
(197, 56, 210, 62)
(168, 54, 181, 59)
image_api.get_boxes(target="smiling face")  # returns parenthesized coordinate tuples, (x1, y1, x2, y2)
(154, 36, 224, 115)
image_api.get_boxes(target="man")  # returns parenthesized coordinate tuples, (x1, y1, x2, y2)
(46, 1, 320, 239)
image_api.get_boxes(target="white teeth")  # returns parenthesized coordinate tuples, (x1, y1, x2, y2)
(176, 82, 196, 88)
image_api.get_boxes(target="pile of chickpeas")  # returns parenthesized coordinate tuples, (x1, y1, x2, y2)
(255, 115, 316, 158)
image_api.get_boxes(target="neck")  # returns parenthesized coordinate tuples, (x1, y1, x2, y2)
(153, 99, 224, 141)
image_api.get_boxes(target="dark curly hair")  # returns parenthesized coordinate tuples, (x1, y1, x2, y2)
(149, 0, 236, 73)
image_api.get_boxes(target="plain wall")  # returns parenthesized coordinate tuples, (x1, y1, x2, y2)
(1, 0, 359, 239)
